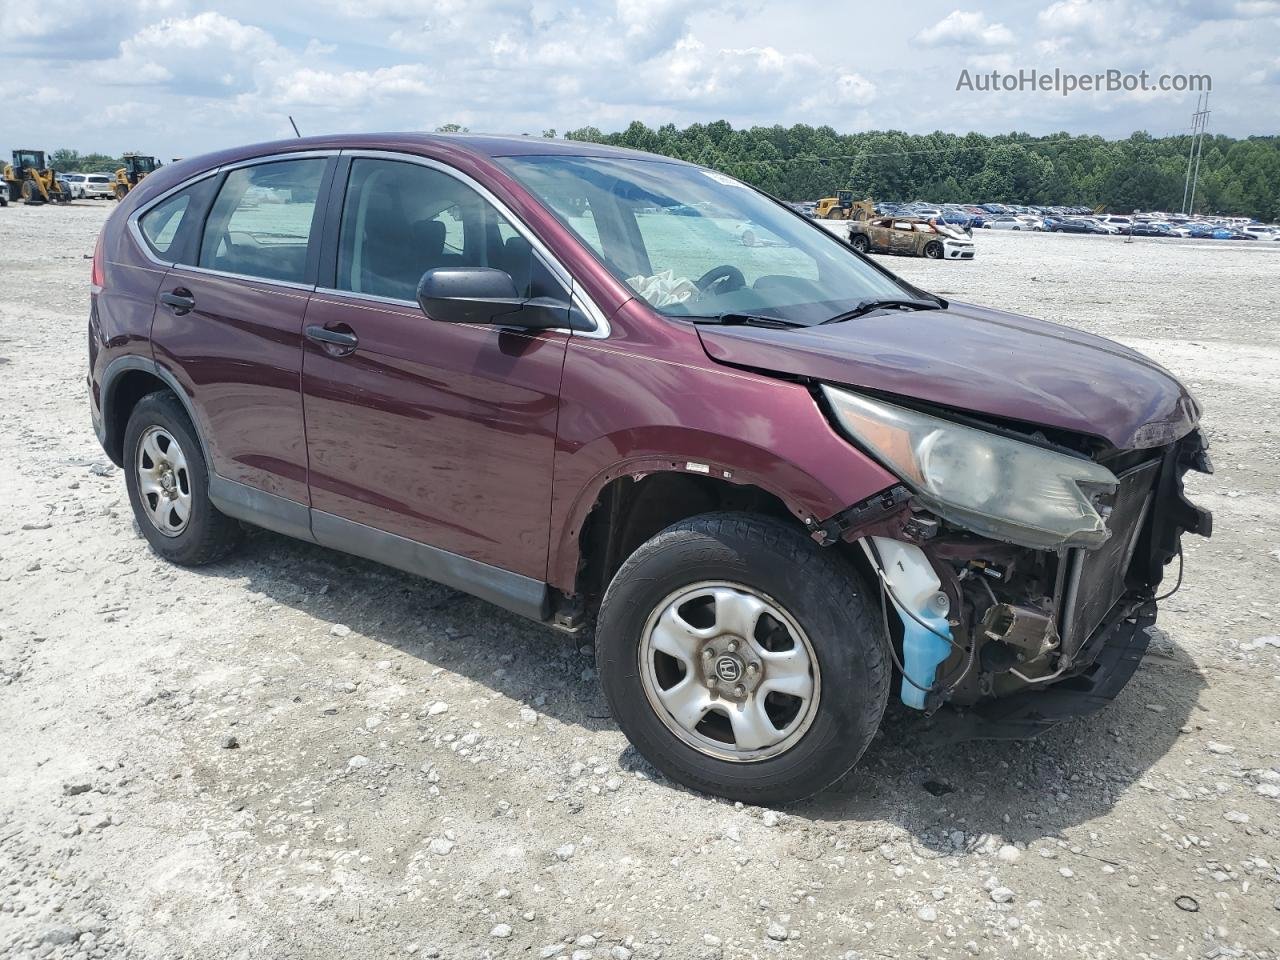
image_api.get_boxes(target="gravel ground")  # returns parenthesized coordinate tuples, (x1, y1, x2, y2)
(1, 202, 1278, 960)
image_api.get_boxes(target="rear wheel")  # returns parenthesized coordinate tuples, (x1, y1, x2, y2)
(595, 513, 889, 805)
(123, 392, 241, 566)
(114, 183, 128, 201)
(924, 241, 943, 259)
(21, 180, 43, 204)
(850, 233, 870, 253)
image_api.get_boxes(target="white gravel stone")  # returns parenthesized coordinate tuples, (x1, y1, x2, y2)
(766, 921, 788, 941)
(330, 624, 351, 637)
(427, 701, 449, 716)
(490, 923, 512, 938)
(990, 886, 1014, 903)
(917, 905, 938, 922)
(997, 844, 1022, 863)
(555, 843, 576, 861)
(347, 755, 369, 769)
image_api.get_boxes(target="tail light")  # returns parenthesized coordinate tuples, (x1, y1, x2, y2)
(91, 231, 105, 288)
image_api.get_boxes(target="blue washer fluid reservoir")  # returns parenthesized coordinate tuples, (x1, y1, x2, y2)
(860, 537, 954, 709)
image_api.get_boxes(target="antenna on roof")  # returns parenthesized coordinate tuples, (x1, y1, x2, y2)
(289, 116, 302, 138)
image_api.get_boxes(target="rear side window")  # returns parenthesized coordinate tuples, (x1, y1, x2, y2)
(137, 178, 216, 262)
(199, 158, 326, 284)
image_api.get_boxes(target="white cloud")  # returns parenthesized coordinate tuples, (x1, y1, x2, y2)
(916, 10, 1014, 48)
(268, 64, 435, 108)
(102, 12, 281, 94)
(6, 2, 1278, 155)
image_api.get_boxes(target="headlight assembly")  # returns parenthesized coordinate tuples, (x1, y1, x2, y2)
(821, 385, 1118, 550)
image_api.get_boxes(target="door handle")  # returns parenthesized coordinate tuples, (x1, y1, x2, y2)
(305, 324, 359, 355)
(160, 289, 195, 315)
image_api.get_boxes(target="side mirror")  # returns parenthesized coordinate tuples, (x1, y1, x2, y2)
(417, 267, 524, 325)
(416, 266, 595, 332)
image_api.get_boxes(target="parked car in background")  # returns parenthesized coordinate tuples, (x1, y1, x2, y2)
(1096, 215, 1132, 230)
(1242, 225, 1277, 239)
(832, 216, 976, 259)
(1129, 222, 1174, 238)
(78, 173, 116, 199)
(1047, 218, 1105, 235)
(1078, 218, 1121, 234)
(57, 175, 85, 199)
(985, 215, 1023, 230)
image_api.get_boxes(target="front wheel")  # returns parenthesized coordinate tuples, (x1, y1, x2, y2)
(595, 513, 890, 805)
(850, 233, 870, 253)
(923, 241, 943, 259)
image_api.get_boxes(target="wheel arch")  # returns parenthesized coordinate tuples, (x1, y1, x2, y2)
(99, 355, 207, 468)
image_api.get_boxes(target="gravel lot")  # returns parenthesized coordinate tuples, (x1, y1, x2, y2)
(2, 202, 1279, 960)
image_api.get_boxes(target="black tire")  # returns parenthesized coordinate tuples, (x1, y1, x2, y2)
(114, 183, 128, 201)
(595, 513, 889, 805)
(122, 391, 241, 566)
(850, 233, 870, 253)
(21, 180, 44, 205)
(924, 241, 943, 259)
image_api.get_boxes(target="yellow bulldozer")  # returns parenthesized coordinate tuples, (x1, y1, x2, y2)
(815, 189, 875, 221)
(3, 149, 73, 205)
(112, 153, 160, 200)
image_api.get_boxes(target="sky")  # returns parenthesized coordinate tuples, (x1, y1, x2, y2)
(3, 0, 1278, 158)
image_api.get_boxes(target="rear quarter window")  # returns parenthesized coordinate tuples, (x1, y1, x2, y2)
(136, 177, 216, 263)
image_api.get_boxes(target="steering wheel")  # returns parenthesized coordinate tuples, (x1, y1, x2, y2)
(695, 264, 746, 296)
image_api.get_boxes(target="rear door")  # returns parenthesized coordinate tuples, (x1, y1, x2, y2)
(300, 153, 569, 582)
(153, 153, 334, 508)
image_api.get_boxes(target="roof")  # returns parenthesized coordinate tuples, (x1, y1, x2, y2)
(126, 132, 691, 210)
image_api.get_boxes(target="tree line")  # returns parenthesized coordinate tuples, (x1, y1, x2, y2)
(44, 150, 127, 174)
(562, 121, 1280, 221)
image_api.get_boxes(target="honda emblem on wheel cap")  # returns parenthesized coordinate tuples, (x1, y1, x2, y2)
(715, 656, 743, 683)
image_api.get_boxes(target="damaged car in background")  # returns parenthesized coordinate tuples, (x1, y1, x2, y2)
(821, 214, 976, 259)
(89, 135, 1210, 805)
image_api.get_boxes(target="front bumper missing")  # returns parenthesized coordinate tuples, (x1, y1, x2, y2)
(928, 598, 1155, 742)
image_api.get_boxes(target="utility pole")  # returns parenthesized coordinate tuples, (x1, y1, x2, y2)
(1181, 93, 1210, 215)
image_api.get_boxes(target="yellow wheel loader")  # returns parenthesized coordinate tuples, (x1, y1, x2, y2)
(113, 153, 160, 200)
(3, 150, 73, 205)
(814, 189, 875, 221)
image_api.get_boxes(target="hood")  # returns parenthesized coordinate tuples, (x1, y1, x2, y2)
(697, 301, 1199, 450)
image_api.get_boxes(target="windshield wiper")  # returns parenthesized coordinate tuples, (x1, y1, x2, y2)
(820, 298, 941, 325)
(690, 313, 804, 329)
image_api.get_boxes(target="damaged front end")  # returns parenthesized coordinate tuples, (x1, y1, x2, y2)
(817, 386, 1213, 734)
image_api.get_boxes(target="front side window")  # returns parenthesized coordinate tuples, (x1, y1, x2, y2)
(498, 155, 911, 324)
(336, 158, 560, 304)
(199, 158, 326, 284)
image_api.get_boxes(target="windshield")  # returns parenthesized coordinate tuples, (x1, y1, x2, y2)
(497, 155, 914, 325)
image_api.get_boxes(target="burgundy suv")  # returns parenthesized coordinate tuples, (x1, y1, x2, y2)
(89, 134, 1211, 804)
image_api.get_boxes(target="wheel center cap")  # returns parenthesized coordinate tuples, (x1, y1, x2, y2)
(714, 655, 744, 683)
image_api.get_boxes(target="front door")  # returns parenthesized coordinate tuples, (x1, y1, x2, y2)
(301, 155, 568, 583)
